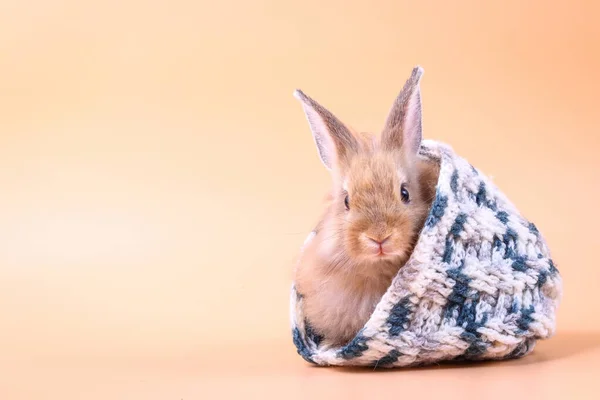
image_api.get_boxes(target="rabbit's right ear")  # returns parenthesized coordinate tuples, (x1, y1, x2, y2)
(381, 66, 424, 157)
(293, 89, 358, 170)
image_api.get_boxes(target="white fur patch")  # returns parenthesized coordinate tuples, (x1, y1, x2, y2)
(302, 230, 316, 247)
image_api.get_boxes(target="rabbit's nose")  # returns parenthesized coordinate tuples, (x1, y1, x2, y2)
(366, 234, 391, 246)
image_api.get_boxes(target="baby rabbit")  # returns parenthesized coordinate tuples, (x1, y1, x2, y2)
(292, 66, 440, 347)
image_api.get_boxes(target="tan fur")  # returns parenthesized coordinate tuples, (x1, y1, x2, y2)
(293, 66, 439, 347)
(294, 133, 440, 347)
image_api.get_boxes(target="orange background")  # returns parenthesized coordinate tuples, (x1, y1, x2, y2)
(1, 1, 599, 398)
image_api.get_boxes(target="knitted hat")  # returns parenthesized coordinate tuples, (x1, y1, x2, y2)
(290, 139, 562, 368)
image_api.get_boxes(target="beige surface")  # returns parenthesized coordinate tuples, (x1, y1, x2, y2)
(0, 1, 599, 399)
(4, 332, 600, 399)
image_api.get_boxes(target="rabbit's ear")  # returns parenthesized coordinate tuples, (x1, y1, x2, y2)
(381, 66, 424, 156)
(294, 89, 358, 170)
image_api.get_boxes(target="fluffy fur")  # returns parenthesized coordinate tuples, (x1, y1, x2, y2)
(293, 67, 440, 346)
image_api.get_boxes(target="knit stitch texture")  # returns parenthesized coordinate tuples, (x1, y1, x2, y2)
(290, 139, 562, 368)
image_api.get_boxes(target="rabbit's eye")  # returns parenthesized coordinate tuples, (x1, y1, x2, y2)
(344, 194, 350, 210)
(401, 184, 410, 203)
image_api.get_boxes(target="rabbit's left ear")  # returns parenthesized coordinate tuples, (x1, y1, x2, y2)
(381, 66, 424, 156)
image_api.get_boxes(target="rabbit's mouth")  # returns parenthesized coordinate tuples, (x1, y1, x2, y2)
(354, 231, 408, 261)
(357, 246, 407, 265)
(362, 233, 391, 256)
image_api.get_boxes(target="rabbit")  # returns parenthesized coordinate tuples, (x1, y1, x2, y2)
(292, 66, 440, 347)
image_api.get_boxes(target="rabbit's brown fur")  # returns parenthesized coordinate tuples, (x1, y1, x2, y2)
(293, 67, 440, 347)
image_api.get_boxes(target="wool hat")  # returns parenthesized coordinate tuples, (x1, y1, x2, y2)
(290, 139, 562, 368)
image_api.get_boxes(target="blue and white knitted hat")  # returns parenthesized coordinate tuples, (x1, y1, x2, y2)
(290, 139, 562, 368)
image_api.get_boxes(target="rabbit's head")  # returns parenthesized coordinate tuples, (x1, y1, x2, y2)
(294, 66, 437, 267)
